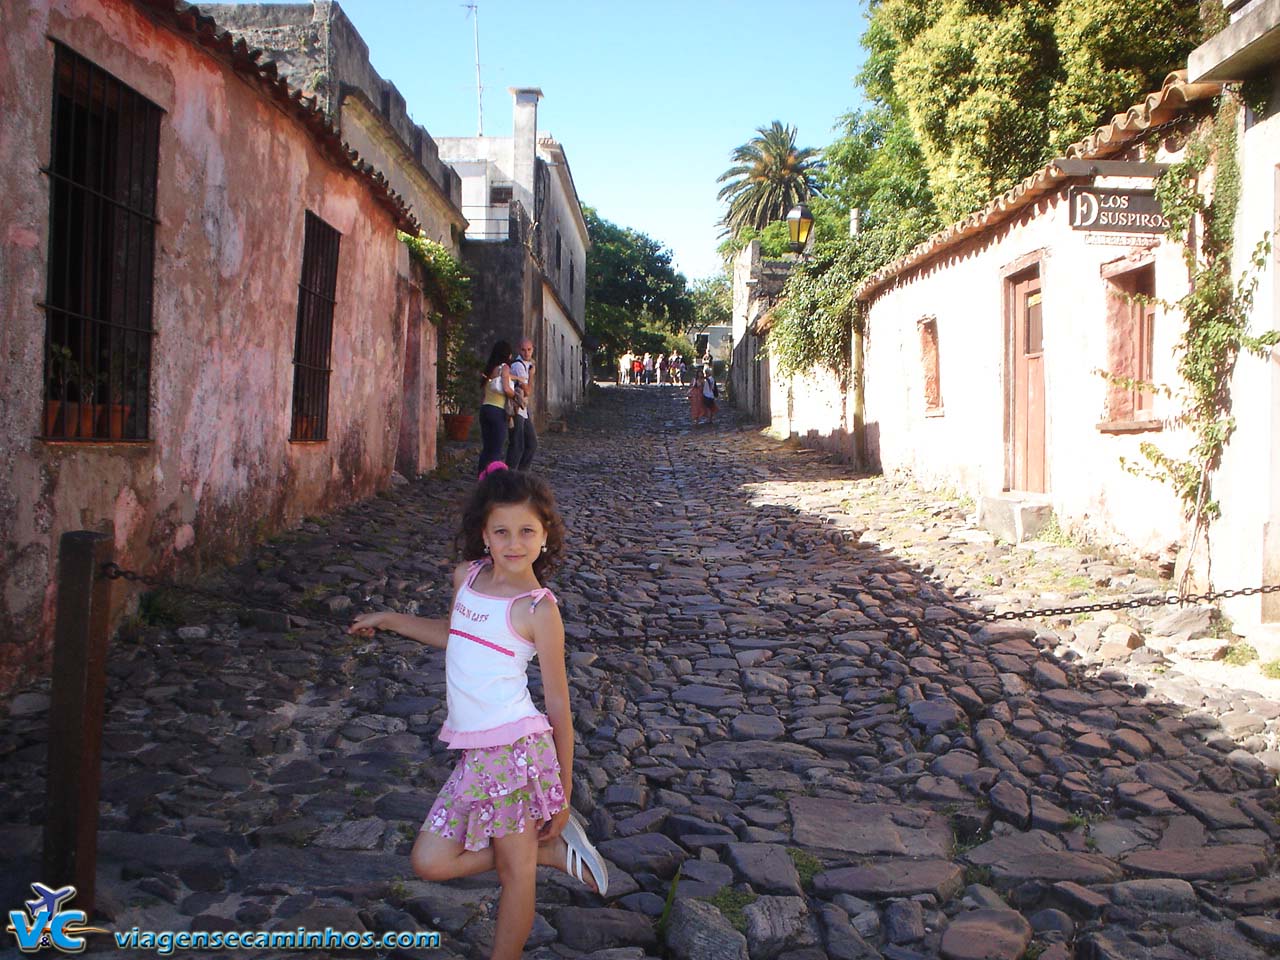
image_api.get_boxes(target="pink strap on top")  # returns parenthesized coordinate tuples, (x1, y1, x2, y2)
(520, 587, 558, 612)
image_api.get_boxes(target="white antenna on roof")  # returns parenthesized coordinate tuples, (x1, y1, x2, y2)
(463, 2, 483, 136)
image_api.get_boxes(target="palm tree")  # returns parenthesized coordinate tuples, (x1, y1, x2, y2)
(716, 121, 822, 239)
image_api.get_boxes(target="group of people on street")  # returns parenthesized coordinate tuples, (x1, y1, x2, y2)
(477, 338, 538, 479)
(616, 349, 688, 385)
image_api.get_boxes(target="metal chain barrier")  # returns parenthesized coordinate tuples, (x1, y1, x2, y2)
(101, 560, 1280, 636)
(974, 583, 1280, 624)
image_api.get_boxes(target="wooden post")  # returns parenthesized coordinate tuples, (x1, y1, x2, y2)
(851, 309, 867, 469)
(43, 530, 113, 914)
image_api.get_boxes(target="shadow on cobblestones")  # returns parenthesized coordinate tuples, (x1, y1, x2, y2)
(1, 383, 1278, 960)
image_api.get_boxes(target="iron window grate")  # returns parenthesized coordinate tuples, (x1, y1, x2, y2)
(290, 211, 341, 441)
(41, 43, 161, 442)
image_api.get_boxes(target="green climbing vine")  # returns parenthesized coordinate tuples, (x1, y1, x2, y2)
(769, 227, 918, 378)
(397, 232, 472, 320)
(1128, 92, 1278, 537)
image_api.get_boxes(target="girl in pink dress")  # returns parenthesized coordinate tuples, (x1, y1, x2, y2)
(350, 468, 606, 959)
(689, 367, 706, 424)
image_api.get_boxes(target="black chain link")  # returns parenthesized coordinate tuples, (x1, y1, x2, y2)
(101, 560, 1280, 636)
(977, 583, 1280, 623)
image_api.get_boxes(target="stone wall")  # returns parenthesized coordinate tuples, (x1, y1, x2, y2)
(201, 1, 465, 236)
(729, 241, 791, 424)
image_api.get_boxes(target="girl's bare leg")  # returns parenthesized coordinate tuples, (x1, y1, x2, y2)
(411, 829, 496, 882)
(489, 826, 540, 960)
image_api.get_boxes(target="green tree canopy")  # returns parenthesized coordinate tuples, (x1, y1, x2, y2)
(867, 0, 1201, 222)
(689, 274, 732, 335)
(717, 121, 823, 239)
(585, 206, 694, 363)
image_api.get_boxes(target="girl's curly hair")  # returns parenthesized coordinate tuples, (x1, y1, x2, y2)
(455, 470, 566, 580)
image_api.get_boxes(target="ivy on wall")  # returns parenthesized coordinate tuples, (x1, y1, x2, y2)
(398, 232, 472, 320)
(1126, 93, 1278, 542)
(768, 227, 925, 378)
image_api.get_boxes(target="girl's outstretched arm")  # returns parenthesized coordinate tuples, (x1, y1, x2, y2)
(349, 611, 449, 649)
(532, 601, 572, 841)
(348, 563, 470, 649)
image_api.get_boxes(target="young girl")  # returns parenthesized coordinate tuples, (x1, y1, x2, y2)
(349, 468, 607, 960)
(701, 366, 719, 424)
(689, 368, 706, 425)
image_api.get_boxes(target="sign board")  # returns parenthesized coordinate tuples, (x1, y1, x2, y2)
(1069, 187, 1168, 235)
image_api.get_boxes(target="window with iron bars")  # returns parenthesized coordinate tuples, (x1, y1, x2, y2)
(42, 44, 161, 442)
(290, 212, 341, 441)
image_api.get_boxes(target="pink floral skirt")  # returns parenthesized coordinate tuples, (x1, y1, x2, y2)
(423, 731, 566, 852)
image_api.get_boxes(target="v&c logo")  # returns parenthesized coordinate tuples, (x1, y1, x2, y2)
(6, 883, 109, 953)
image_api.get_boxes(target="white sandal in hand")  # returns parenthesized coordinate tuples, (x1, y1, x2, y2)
(562, 814, 609, 896)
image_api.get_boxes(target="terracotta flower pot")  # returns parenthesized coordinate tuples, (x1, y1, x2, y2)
(443, 412, 473, 441)
(100, 403, 133, 440)
(60, 402, 96, 438)
(43, 400, 63, 437)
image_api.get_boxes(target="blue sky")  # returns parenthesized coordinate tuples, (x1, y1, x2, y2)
(317, 0, 869, 281)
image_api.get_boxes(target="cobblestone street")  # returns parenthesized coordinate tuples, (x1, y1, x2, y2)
(5, 384, 1280, 960)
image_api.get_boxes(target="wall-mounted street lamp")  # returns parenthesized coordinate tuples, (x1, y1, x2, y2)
(786, 203, 815, 255)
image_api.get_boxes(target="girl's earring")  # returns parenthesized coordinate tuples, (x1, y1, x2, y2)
(484, 543, 490, 554)
(541, 543, 547, 553)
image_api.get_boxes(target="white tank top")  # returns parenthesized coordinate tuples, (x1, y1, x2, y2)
(440, 560, 557, 749)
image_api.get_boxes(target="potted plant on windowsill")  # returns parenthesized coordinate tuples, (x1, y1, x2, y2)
(44, 344, 74, 436)
(99, 339, 137, 440)
(60, 351, 102, 439)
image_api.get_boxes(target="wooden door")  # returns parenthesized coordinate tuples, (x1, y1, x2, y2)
(1010, 273, 1046, 492)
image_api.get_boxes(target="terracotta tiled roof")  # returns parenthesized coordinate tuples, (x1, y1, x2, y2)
(133, 0, 419, 233)
(853, 72, 1222, 304)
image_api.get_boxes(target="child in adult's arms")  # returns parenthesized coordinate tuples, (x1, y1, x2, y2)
(349, 467, 607, 960)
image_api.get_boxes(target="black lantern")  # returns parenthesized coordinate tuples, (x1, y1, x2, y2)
(786, 203, 815, 254)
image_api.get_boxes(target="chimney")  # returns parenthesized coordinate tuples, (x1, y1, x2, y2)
(510, 87, 543, 214)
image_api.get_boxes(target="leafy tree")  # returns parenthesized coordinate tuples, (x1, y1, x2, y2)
(716, 121, 823, 239)
(688, 274, 732, 336)
(865, 0, 1201, 221)
(1049, 0, 1201, 152)
(584, 206, 694, 363)
(822, 106, 938, 240)
(891, 0, 1058, 221)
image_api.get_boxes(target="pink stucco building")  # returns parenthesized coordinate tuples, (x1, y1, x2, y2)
(0, 0, 459, 694)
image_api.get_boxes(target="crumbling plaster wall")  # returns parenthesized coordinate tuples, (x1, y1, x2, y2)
(0, 0, 410, 693)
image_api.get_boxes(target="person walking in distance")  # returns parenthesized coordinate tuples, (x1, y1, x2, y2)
(478, 341, 515, 478)
(701, 365, 719, 424)
(689, 365, 706, 425)
(507, 338, 538, 470)
(350, 469, 607, 960)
